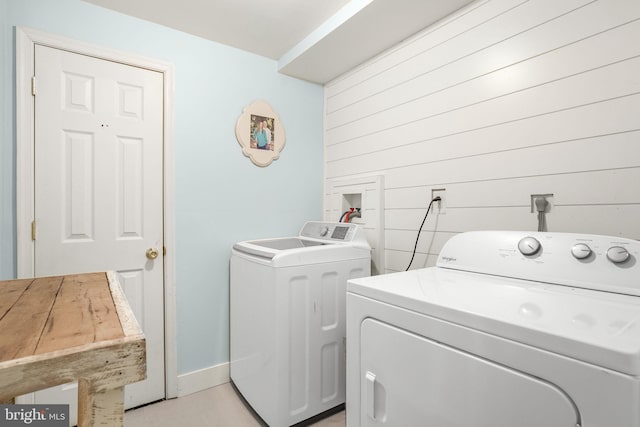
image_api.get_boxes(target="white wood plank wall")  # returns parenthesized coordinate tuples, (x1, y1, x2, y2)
(323, 0, 640, 273)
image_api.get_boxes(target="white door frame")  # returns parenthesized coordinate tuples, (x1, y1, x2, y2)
(15, 26, 178, 399)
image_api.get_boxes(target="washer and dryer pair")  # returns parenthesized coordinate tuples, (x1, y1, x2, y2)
(347, 231, 640, 427)
(231, 226, 639, 426)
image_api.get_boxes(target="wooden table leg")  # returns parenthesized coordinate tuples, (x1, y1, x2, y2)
(78, 379, 124, 427)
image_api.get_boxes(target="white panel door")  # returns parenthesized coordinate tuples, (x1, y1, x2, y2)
(32, 44, 164, 421)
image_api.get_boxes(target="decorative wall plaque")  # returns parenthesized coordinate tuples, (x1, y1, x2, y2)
(235, 100, 286, 167)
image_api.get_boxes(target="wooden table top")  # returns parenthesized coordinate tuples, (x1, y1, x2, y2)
(0, 272, 126, 363)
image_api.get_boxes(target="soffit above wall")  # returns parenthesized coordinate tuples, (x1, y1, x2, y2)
(82, 0, 477, 83)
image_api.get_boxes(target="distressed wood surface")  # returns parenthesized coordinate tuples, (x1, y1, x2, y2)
(36, 273, 124, 354)
(0, 272, 146, 427)
(0, 273, 125, 361)
(0, 278, 33, 319)
(78, 380, 124, 427)
(0, 276, 62, 362)
(0, 336, 146, 399)
(106, 271, 143, 337)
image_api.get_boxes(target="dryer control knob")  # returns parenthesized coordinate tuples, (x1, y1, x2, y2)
(518, 236, 541, 256)
(571, 243, 592, 260)
(606, 246, 630, 264)
(320, 226, 329, 237)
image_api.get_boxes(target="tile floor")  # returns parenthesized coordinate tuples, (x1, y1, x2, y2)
(124, 382, 345, 427)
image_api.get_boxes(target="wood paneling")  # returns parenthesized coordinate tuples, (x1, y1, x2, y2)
(323, 0, 640, 272)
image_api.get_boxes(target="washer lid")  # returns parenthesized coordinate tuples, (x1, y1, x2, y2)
(348, 267, 640, 375)
(235, 237, 326, 258)
(233, 237, 370, 266)
(232, 221, 371, 266)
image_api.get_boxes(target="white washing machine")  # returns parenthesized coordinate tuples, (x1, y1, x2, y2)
(346, 231, 640, 427)
(231, 221, 371, 427)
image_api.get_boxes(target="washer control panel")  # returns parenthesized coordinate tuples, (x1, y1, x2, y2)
(300, 221, 363, 243)
(438, 231, 640, 296)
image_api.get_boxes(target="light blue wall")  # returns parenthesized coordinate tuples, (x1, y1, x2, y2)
(0, 1, 13, 275)
(0, 0, 324, 374)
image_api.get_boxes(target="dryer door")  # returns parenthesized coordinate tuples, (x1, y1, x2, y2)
(360, 319, 580, 427)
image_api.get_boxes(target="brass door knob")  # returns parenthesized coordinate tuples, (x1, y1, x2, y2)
(146, 248, 159, 260)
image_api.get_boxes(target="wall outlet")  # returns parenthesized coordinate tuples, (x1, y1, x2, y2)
(431, 188, 446, 212)
(530, 193, 553, 213)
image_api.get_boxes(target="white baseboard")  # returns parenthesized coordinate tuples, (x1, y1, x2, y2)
(176, 362, 230, 397)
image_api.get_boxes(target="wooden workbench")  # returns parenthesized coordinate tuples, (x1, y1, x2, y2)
(0, 271, 146, 426)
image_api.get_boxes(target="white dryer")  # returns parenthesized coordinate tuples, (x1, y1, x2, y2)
(346, 231, 640, 427)
(231, 222, 371, 427)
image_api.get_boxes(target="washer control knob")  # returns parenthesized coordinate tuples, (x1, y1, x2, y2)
(518, 236, 541, 256)
(607, 246, 630, 264)
(571, 243, 592, 260)
(320, 226, 330, 237)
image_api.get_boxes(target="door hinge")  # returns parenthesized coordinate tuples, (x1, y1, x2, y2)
(31, 220, 36, 241)
(31, 76, 37, 96)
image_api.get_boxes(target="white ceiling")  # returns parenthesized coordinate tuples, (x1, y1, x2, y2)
(83, 0, 476, 83)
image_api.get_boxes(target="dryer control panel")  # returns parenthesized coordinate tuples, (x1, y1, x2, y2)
(437, 231, 640, 296)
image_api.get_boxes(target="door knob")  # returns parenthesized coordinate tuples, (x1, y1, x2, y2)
(146, 248, 159, 260)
